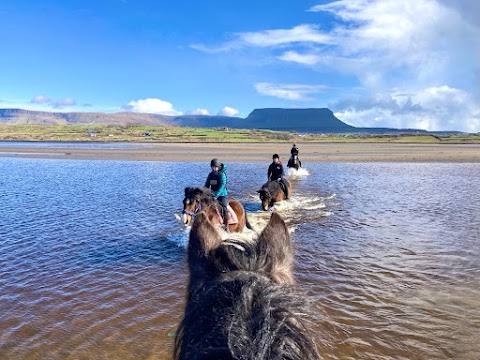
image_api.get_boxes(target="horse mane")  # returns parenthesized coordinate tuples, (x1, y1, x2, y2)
(184, 186, 216, 206)
(260, 180, 281, 198)
(175, 211, 321, 360)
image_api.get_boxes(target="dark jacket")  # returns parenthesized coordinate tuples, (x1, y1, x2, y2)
(268, 161, 284, 181)
(291, 146, 299, 156)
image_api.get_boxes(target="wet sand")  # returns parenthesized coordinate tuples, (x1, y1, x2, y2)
(0, 142, 479, 162)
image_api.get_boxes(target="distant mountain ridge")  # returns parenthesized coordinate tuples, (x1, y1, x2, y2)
(0, 107, 438, 133)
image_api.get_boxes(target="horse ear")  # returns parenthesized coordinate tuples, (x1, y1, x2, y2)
(256, 189, 262, 193)
(187, 212, 223, 299)
(184, 187, 191, 196)
(256, 212, 294, 284)
(189, 212, 222, 256)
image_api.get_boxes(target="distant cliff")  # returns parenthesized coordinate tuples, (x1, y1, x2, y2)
(243, 108, 354, 132)
(0, 107, 431, 133)
(0, 108, 173, 126)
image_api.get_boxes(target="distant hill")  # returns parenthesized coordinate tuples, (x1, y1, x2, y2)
(243, 108, 354, 132)
(0, 107, 441, 134)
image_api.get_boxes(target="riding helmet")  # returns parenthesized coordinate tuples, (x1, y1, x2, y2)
(272, 154, 279, 159)
(210, 158, 221, 167)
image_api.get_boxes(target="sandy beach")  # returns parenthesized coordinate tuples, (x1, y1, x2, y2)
(0, 142, 478, 162)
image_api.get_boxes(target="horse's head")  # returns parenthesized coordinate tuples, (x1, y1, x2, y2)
(176, 211, 321, 359)
(181, 187, 214, 226)
(257, 184, 273, 211)
(187, 210, 294, 298)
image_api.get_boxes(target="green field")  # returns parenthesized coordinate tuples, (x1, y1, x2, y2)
(0, 124, 478, 143)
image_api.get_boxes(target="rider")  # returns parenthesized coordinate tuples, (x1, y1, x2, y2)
(291, 143, 299, 157)
(289, 143, 300, 167)
(205, 158, 229, 229)
(267, 154, 289, 199)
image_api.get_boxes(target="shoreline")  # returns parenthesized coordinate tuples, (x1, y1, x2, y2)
(0, 142, 479, 162)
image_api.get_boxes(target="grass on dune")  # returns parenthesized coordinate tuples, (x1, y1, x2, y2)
(0, 124, 478, 144)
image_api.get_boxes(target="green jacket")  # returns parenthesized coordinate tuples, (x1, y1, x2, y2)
(204, 163, 228, 198)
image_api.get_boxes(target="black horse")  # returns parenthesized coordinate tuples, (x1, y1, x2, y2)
(174, 211, 321, 360)
(287, 154, 302, 170)
(257, 179, 292, 211)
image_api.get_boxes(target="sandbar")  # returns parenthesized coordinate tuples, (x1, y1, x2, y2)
(0, 142, 478, 162)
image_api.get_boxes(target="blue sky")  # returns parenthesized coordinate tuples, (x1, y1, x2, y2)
(1, 0, 479, 132)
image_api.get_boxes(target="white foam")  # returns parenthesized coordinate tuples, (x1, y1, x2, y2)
(166, 227, 191, 248)
(171, 192, 334, 248)
(286, 167, 310, 177)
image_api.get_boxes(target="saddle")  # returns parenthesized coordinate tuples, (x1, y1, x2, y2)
(277, 179, 289, 199)
(214, 205, 238, 225)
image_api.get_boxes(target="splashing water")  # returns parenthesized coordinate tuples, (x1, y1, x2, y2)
(286, 167, 310, 177)
(170, 217, 261, 249)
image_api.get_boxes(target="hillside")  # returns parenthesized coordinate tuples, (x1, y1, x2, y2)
(243, 108, 354, 132)
(0, 107, 438, 134)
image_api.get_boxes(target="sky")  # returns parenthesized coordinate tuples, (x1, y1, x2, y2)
(0, 0, 479, 132)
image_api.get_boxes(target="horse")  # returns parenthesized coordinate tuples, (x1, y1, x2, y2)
(174, 211, 321, 360)
(257, 178, 292, 211)
(181, 186, 252, 233)
(287, 154, 302, 170)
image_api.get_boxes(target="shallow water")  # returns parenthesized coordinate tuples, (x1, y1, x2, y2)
(1, 159, 479, 359)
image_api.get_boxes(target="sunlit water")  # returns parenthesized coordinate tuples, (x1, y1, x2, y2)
(1, 158, 479, 359)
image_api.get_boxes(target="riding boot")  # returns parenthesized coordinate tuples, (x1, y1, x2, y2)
(281, 179, 289, 200)
(222, 207, 230, 232)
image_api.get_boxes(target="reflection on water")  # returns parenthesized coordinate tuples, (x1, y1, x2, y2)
(1, 159, 479, 359)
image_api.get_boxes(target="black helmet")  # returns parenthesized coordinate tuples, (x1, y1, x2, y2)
(293, 144, 296, 147)
(272, 154, 279, 159)
(210, 158, 221, 167)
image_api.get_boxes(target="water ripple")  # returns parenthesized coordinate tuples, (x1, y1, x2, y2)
(1, 159, 479, 359)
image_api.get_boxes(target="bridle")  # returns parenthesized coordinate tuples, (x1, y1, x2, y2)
(182, 198, 202, 218)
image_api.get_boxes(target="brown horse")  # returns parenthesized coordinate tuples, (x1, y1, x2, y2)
(174, 211, 321, 360)
(257, 179, 292, 211)
(181, 187, 252, 233)
(287, 154, 302, 170)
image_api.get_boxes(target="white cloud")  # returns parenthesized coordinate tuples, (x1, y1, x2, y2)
(238, 24, 332, 47)
(123, 98, 181, 115)
(52, 97, 76, 108)
(332, 86, 480, 132)
(278, 51, 321, 65)
(306, 0, 480, 91)
(191, 24, 332, 52)
(255, 82, 327, 101)
(31, 95, 51, 104)
(186, 108, 210, 115)
(28, 95, 77, 109)
(217, 106, 240, 117)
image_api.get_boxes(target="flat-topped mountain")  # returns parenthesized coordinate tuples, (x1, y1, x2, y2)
(0, 107, 433, 133)
(244, 108, 354, 132)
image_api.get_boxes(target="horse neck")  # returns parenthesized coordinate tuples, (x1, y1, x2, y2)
(266, 181, 279, 192)
(200, 196, 216, 209)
